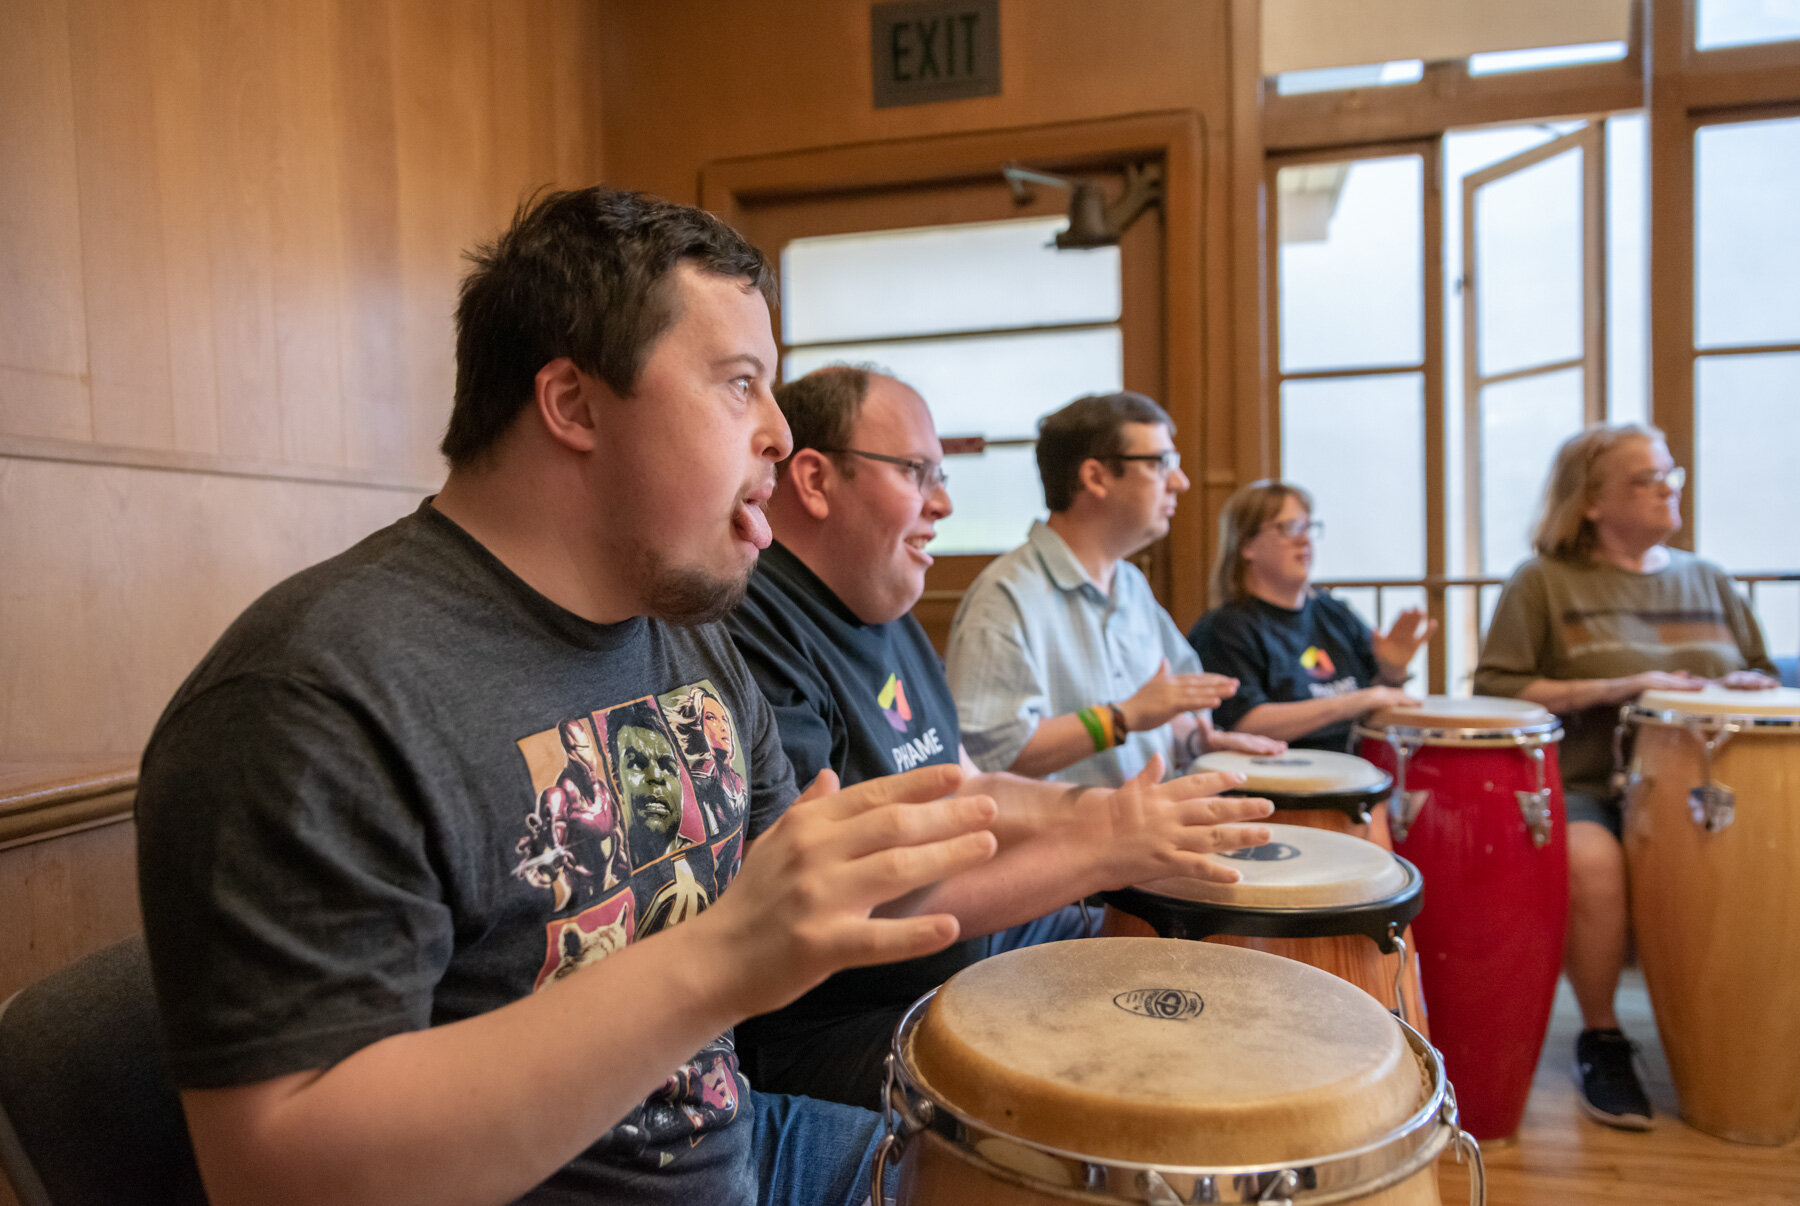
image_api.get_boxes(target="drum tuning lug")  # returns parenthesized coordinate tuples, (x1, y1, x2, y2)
(1687, 782, 1736, 833)
(1515, 789, 1554, 848)
(1390, 790, 1429, 843)
(1242, 1167, 1302, 1203)
(1137, 1169, 1184, 1205)
(1450, 1126, 1486, 1205)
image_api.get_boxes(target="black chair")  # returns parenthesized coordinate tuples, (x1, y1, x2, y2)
(0, 937, 206, 1205)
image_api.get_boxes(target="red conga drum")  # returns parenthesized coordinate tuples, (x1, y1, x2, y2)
(1356, 696, 1568, 1143)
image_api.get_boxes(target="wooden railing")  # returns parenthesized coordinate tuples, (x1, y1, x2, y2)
(1313, 571, 1800, 695)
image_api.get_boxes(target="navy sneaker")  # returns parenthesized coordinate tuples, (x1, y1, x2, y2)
(1573, 1028, 1653, 1130)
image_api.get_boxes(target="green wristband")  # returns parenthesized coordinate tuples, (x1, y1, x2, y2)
(1076, 706, 1108, 752)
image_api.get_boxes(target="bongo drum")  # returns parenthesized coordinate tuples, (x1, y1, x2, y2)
(875, 939, 1483, 1205)
(1354, 696, 1568, 1142)
(1622, 685, 1800, 1145)
(1192, 749, 1395, 844)
(1098, 823, 1428, 1031)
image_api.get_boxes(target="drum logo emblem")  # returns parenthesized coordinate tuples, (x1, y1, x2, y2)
(1113, 988, 1205, 1021)
(1224, 841, 1301, 862)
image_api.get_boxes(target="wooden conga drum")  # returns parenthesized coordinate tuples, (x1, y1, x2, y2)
(1623, 685, 1800, 1145)
(1355, 696, 1568, 1142)
(1099, 823, 1428, 1031)
(1191, 748, 1395, 844)
(876, 939, 1483, 1205)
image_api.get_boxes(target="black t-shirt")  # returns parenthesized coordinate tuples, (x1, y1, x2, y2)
(1187, 592, 1379, 752)
(723, 540, 976, 1015)
(135, 501, 795, 1205)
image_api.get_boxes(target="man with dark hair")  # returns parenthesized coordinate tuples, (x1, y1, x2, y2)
(134, 187, 1008, 1206)
(946, 391, 1286, 788)
(724, 366, 1275, 1108)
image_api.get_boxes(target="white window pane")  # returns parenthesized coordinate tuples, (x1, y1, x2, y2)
(1479, 367, 1586, 575)
(783, 327, 1123, 441)
(1476, 147, 1584, 377)
(1697, 116, 1800, 348)
(1281, 374, 1426, 579)
(1274, 60, 1422, 95)
(930, 445, 1047, 556)
(1696, 352, 1800, 575)
(781, 217, 1121, 345)
(1697, 0, 1800, 49)
(1608, 114, 1649, 427)
(1279, 156, 1423, 372)
(1467, 42, 1627, 75)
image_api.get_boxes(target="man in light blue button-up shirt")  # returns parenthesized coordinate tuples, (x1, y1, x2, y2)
(945, 392, 1285, 788)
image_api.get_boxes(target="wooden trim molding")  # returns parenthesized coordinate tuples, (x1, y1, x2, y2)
(0, 434, 440, 495)
(0, 758, 139, 851)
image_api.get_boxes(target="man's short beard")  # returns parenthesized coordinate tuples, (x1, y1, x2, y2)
(637, 550, 751, 627)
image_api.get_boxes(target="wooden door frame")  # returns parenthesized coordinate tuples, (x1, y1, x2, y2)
(700, 111, 1212, 625)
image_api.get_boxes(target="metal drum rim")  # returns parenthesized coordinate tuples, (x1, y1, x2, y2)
(1352, 720, 1564, 748)
(1624, 703, 1800, 732)
(884, 984, 1466, 1202)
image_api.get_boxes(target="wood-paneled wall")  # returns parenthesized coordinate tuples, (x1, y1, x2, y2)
(598, 0, 1260, 629)
(0, 0, 607, 761)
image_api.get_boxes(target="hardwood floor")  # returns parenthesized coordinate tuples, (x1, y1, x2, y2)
(1434, 970, 1800, 1205)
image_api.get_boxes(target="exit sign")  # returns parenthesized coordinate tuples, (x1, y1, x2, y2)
(871, 0, 1000, 109)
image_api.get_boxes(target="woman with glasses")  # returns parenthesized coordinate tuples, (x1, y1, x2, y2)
(1187, 480, 1435, 753)
(1474, 422, 1777, 1131)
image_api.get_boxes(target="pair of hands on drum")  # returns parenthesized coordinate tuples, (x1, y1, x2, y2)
(1613, 668, 1778, 704)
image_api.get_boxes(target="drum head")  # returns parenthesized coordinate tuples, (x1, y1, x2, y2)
(908, 938, 1421, 1165)
(1135, 823, 1408, 908)
(1192, 749, 1388, 796)
(1634, 684, 1800, 721)
(1365, 693, 1554, 733)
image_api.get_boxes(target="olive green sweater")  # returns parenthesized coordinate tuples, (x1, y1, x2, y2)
(1473, 551, 1775, 799)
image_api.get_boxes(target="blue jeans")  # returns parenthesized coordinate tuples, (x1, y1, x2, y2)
(751, 1089, 892, 1206)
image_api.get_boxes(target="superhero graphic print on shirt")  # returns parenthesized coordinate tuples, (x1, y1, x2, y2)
(513, 680, 754, 1169)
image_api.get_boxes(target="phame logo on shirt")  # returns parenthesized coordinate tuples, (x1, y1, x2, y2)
(1301, 646, 1336, 680)
(892, 727, 945, 771)
(878, 673, 914, 732)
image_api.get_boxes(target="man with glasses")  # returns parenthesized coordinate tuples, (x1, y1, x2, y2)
(945, 391, 1285, 790)
(1187, 479, 1432, 752)
(724, 367, 1274, 1109)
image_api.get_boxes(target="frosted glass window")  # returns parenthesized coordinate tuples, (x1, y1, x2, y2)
(1468, 43, 1627, 75)
(1608, 115, 1649, 427)
(784, 326, 1123, 441)
(930, 445, 1048, 556)
(1697, 0, 1800, 49)
(1279, 156, 1423, 372)
(1281, 374, 1426, 579)
(782, 217, 1121, 345)
(1696, 117, 1800, 349)
(1476, 148, 1584, 376)
(1479, 368, 1586, 575)
(1697, 352, 1800, 574)
(1275, 60, 1423, 95)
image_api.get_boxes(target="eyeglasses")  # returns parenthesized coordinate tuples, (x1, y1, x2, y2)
(1624, 466, 1686, 492)
(1112, 449, 1182, 475)
(818, 448, 949, 494)
(1263, 518, 1323, 540)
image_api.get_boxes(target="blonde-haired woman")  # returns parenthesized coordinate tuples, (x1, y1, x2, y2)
(1187, 480, 1434, 751)
(1475, 423, 1777, 1130)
